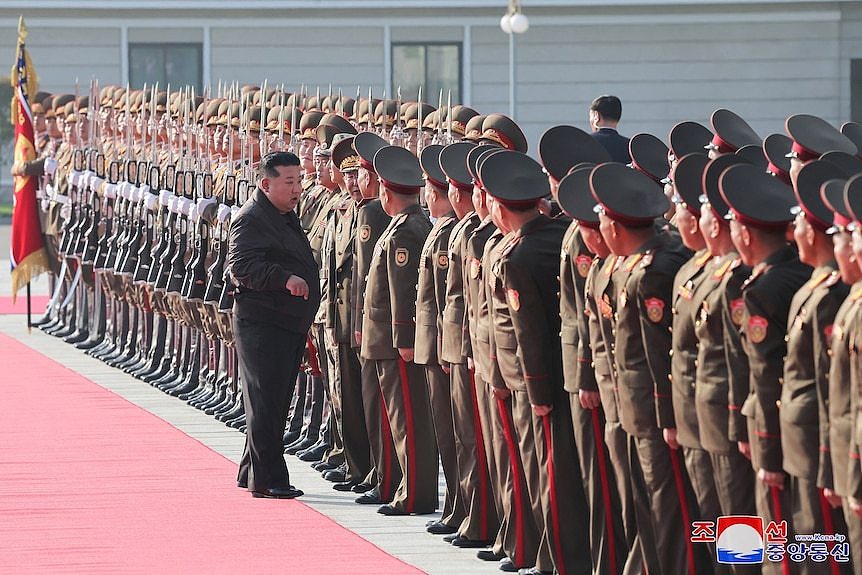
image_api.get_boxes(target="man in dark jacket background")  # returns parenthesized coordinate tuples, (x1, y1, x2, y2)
(225, 151, 322, 499)
(589, 95, 632, 164)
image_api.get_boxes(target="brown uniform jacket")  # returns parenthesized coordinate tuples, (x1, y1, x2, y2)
(695, 253, 751, 454)
(323, 196, 358, 343)
(584, 255, 622, 423)
(559, 219, 597, 394)
(833, 283, 862, 498)
(351, 199, 391, 348)
(670, 248, 713, 449)
(440, 212, 481, 365)
(464, 218, 499, 377)
(780, 265, 848, 487)
(612, 230, 691, 438)
(739, 244, 812, 472)
(414, 212, 457, 366)
(360, 203, 431, 360)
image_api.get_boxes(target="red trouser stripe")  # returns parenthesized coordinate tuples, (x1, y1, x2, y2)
(397, 358, 417, 513)
(496, 396, 525, 566)
(306, 335, 321, 376)
(668, 447, 696, 575)
(590, 408, 619, 575)
(770, 486, 791, 575)
(542, 414, 567, 575)
(469, 368, 490, 540)
(818, 488, 841, 575)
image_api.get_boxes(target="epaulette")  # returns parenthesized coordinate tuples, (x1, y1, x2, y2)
(805, 270, 831, 291)
(823, 270, 841, 288)
(624, 253, 644, 271)
(712, 257, 733, 280)
(742, 263, 770, 290)
(500, 233, 522, 258)
(852, 286, 862, 301)
(694, 250, 711, 269)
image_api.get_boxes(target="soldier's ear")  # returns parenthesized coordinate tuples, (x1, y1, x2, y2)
(739, 223, 751, 247)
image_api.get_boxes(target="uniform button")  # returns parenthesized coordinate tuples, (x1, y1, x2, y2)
(776, 400, 781, 408)
(669, 349, 674, 357)
(778, 377, 784, 385)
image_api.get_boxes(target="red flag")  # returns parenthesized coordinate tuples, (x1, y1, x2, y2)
(9, 16, 49, 301)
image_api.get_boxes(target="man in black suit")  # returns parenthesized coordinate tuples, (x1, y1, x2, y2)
(225, 151, 322, 499)
(589, 95, 632, 164)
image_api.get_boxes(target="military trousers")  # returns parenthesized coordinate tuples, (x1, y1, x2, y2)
(358, 355, 400, 501)
(376, 357, 438, 513)
(425, 364, 466, 527)
(333, 343, 371, 483)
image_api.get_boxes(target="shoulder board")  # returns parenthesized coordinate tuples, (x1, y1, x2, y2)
(806, 270, 831, 291)
(712, 258, 733, 280)
(639, 252, 654, 269)
(851, 287, 862, 301)
(500, 234, 522, 258)
(730, 257, 743, 270)
(695, 250, 711, 269)
(823, 270, 842, 288)
(624, 253, 644, 271)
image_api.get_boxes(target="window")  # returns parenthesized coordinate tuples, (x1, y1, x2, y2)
(392, 43, 461, 104)
(853, 59, 862, 123)
(129, 43, 202, 92)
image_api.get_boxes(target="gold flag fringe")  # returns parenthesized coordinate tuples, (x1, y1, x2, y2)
(10, 248, 50, 304)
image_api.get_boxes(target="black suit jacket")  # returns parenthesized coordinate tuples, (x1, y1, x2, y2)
(591, 127, 631, 164)
(225, 188, 321, 333)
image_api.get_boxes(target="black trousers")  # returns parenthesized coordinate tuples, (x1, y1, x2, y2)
(235, 316, 305, 491)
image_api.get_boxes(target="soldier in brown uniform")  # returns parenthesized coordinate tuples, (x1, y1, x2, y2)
(481, 150, 591, 575)
(823, 176, 862, 567)
(695, 154, 759, 532)
(783, 156, 853, 574)
(719, 163, 813, 575)
(360, 145, 438, 516)
(466, 145, 540, 573)
(437, 141, 502, 546)
(592, 162, 709, 575)
(557, 163, 638, 575)
(351, 131, 400, 504)
(414, 143, 467, 533)
(667, 152, 727, 572)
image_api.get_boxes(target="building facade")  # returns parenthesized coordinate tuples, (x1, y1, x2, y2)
(1, 0, 862, 155)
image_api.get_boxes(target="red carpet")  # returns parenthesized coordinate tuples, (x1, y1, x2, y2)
(0, 333, 423, 574)
(0, 295, 49, 314)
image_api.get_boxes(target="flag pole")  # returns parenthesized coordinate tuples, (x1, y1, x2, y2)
(26, 282, 32, 333)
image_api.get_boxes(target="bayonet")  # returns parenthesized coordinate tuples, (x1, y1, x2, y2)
(260, 79, 268, 163)
(417, 85, 423, 155)
(447, 89, 452, 143)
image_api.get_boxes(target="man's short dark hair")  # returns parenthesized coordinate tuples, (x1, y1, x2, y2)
(590, 95, 622, 122)
(260, 151, 301, 179)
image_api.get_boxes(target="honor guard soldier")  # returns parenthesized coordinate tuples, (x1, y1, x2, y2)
(415, 143, 468, 534)
(481, 150, 592, 575)
(361, 144, 438, 516)
(591, 161, 709, 575)
(351, 131, 400, 506)
(719, 163, 812, 575)
(704, 108, 761, 159)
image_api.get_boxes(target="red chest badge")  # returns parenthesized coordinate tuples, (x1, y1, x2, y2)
(730, 298, 745, 327)
(644, 297, 665, 323)
(507, 288, 521, 311)
(575, 254, 592, 278)
(748, 316, 768, 344)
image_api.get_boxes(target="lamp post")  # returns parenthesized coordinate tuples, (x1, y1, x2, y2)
(500, 0, 529, 120)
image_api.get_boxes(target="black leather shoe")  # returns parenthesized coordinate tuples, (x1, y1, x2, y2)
(332, 480, 358, 492)
(352, 482, 373, 494)
(451, 535, 492, 548)
(517, 568, 550, 575)
(477, 549, 506, 562)
(298, 443, 328, 462)
(251, 486, 304, 499)
(237, 481, 248, 489)
(426, 520, 458, 535)
(323, 468, 347, 483)
(442, 533, 459, 544)
(312, 460, 339, 472)
(499, 559, 519, 573)
(355, 491, 382, 505)
(285, 436, 315, 455)
(377, 504, 408, 516)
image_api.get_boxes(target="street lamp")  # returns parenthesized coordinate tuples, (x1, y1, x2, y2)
(500, 1, 529, 119)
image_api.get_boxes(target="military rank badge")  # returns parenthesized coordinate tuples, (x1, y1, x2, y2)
(644, 297, 665, 323)
(576, 255, 592, 278)
(359, 225, 371, 242)
(470, 257, 481, 279)
(507, 288, 521, 311)
(748, 316, 768, 344)
(437, 252, 449, 269)
(730, 298, 745, 327)
(395, 248, 409, 267)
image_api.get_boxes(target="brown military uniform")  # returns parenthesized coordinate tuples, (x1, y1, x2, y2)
(494, 214, 592, 575)
(414, 211, 466, 528)
(360, 202, 438, 514)
(739, 244, 811, 575)
(351, 198, 399, 500)
(612, 230, 710, 575)
(780, 265, 850, 573)
(441, 211, 499, 542)
(695, 253, 757, 523)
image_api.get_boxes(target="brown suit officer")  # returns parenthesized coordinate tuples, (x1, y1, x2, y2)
(360, 145, 438, 516)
